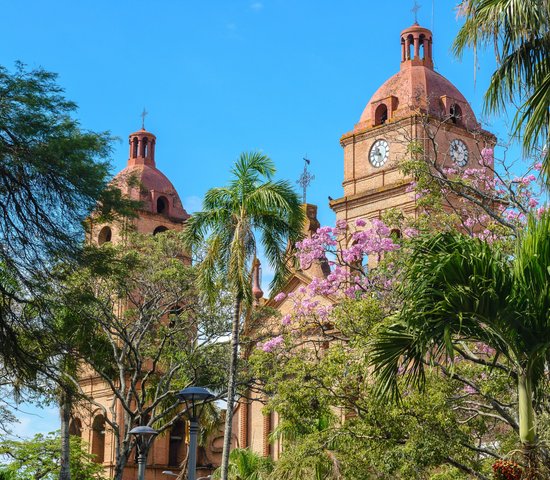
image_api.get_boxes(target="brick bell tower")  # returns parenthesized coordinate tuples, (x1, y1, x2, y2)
(90, 127, 190, 247)
(78, 127, 194, 480)
(329, 23, 495, 225)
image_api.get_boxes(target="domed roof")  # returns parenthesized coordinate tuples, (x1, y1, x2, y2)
(112, 129, 189, 221)
(354, 24, 479, 132)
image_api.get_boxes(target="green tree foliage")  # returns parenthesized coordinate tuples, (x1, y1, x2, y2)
(55, 231, 230, 480)
(251, 299, 502, 479)
(0, 62, 138, 395)
(211, 448, 274, 480)
(183, 152, 304, 480)
(454, 0, 550, 180)
(372, 212, 550, 474)
(0, 433, 105, 480)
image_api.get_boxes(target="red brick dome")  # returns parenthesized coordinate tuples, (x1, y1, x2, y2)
(354, 24, 479, 132)
(112, 129, 189, 221)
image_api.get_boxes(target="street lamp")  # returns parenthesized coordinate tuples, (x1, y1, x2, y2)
(176, 387, 215, 480)
(129, 425, 158, 480)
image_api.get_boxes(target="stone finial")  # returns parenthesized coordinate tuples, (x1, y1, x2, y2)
(252, 257, 263, 302)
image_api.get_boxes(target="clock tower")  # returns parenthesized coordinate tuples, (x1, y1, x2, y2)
(330, 23, 495, 224)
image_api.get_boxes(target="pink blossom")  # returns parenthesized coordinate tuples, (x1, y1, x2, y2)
(281, 314, 291, 326)
(481, 147, 494, 165)
(260, 335, 284, 353)
(534, 162, 543, 171)
(463, 384, 477, 395)
(273, 292, 287, 302)
(355, 218, 366, 227)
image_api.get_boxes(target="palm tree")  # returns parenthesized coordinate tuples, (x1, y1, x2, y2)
(454, 0, 550, 180)
(211, 448, 274, 480)
(183, 152, 304, 480)
(371, 212, 550, 466)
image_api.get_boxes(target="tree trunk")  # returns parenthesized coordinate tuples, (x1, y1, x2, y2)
(59, 391, 72, 480)
(113, 450, 129, 480)
(518, 372, 536, 445)
(220, 295, 242, 480)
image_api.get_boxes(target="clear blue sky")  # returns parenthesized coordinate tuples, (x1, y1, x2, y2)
(1, 0, 502, 437)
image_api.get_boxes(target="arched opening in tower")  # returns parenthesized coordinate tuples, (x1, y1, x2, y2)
(153, 225, 169, 235)
(98, 226, 112, 245)
(157, 196, 169, 215)
(91, 415, 106, 463)
(142, 137, 148, 158)
(375, 104, 388, 126)
(450, 104, 462, 125)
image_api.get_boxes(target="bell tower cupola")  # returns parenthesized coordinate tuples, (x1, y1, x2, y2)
(128, 129, 156, 167)
(400, 24, 433, 69)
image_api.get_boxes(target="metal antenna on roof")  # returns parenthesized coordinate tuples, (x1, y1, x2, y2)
(297, 156, 315, 204)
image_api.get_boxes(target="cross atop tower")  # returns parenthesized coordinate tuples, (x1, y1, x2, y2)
(411, 0, 421, 24)
(140, 108, 148, 130)
(296, 156, 315, 204)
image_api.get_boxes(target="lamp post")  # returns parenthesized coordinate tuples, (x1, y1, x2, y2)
(129, 425, 158, 480)
(176, 387, 215, 480)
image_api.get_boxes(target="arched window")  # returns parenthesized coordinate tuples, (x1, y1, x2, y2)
(153, 225, 168, 235)
(450, 104, 462, 124)
(419, 34, 425, 59)
(390, 228, 402, 239)
(157, 196, 168, 214)
(132, 138, 139, 158)
(142, 137, 148, 157)
(98, 226, 112, 245)
(168, 420, 186, 466)
(374, 104, 388, 126)
(408, 35, 414, 60)
(69, 418, 82, 437)
(91, 415, 106, 464)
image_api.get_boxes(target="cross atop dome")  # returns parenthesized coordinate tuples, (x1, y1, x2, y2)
(411, 0, 421, 25)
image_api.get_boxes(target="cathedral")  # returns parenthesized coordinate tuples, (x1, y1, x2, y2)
(74, 21, 495, 478)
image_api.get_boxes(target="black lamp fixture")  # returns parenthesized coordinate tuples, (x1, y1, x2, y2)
(129, 425, 158, 480)
(176, 387, 215, 480)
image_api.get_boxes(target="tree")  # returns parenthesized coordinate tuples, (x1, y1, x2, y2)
(183, 152, 304, 480)
(0, 62, 141, 455)
(56, 232, 230, 480)
(211, 448, 274, 480)
(251, 296, 502, 479)
(371, 212, 550, 474)
(454, 0, 550, 181)
(0, 432, 105, 480)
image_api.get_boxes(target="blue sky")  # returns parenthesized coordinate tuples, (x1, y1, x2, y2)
(1, 0, 504, 438)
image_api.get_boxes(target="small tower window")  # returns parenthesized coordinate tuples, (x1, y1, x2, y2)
(153, 225, 168, 235)
(132, 138, 138, 158)
(419, 34, 425, 59)
(408, 34, 414, 60)
(157, 196, 168, 214)
(450, 104, 462, 124)
(98, 226, 112, 245)
(375, 104, 388, 126)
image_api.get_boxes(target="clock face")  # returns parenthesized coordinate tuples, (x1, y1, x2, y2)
(450, 139, 469, 167)
(369, 139, 389, 168)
